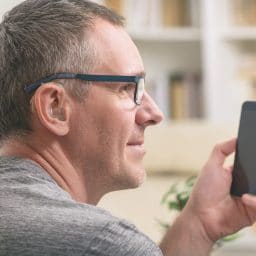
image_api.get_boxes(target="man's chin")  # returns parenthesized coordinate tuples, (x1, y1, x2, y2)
(125, 166, 146, 189)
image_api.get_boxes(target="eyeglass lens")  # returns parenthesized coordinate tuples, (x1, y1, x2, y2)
(135, 78, 145, 105)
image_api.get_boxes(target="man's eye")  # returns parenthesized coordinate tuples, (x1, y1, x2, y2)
(120, 83, 135, 92)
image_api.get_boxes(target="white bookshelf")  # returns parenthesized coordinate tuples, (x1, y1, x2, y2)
(201, 0, 256, 123)
(0, 0, 23, 16)
(126, 0, 202, 121)
(128, 27, 200, 42)
(222, 28, 256, 41)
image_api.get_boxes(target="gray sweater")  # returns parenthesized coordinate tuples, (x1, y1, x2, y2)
(0, 157, 162, 255)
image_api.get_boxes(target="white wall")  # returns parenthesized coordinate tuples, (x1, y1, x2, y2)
(0, 0, 23, 19)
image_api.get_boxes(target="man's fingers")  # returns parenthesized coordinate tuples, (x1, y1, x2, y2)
(241, 194, 256, 225)
(225, 164, 234, 174)
(209, 138, 237, 166)
(242, 194, 256, 207)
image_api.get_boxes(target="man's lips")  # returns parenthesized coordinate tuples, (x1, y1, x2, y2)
(126, 141, 146, 154)
(127, 141, 144, 146)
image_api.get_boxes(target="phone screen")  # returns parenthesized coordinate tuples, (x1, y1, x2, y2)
(231, 101, 256, 196)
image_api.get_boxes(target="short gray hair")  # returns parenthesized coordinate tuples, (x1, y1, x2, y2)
(0, 0, 124, 139)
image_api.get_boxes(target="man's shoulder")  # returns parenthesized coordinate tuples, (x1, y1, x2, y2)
(0, 156, 114, 222)
(0, 157, 163, 255)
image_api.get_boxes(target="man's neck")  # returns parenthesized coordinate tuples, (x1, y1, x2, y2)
(0, 137, 102, 205)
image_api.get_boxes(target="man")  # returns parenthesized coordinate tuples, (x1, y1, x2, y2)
(0, 0, 256, 255)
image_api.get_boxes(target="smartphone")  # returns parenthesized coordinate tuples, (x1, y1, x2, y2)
(231, 101, 256, 196)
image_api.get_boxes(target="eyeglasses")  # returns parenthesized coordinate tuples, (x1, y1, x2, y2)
(24, 72, 145, 105)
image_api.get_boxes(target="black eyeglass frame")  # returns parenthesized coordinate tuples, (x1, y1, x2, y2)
(24, 72, 145, 105)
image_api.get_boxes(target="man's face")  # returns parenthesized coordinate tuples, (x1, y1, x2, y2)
(71, 19, 163, 192)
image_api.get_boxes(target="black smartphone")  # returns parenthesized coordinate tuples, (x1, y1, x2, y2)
(231, 101, 256, 196)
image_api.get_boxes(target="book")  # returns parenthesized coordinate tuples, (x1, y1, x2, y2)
(232, 0, 256, 26)
(104, 0, 125, 16)
(162, 0, 191, 27)
(189, 0, 200, 27)
(169, 71, 202, 120)
(185, 72, 203, 118)
(169, 73, 187, 119)
(126, 0, 150, 28)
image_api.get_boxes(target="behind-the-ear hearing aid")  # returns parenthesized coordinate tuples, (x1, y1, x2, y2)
(50, 107, 65, 121)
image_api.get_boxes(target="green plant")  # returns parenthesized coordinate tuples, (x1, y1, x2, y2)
(160, 175, 240, 248)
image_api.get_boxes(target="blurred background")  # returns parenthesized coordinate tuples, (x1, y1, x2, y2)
(2, 0, 256, 255)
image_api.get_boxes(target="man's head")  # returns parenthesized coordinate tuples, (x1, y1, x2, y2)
(0, 0, 123, 139)
(0, 0, 163, 200)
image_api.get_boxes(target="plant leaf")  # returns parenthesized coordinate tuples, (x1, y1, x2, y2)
(168, 201, 180, 211)
(185, 175, 197, 187)
(221, 233, 241, 242)
(161, 183, 178, 205)
(176, 191, 190, 209)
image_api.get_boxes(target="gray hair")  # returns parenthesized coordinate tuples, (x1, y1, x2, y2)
(0, 0, 124, 139)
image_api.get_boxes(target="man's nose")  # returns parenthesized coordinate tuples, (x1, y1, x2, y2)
(135, 92, 164, 127)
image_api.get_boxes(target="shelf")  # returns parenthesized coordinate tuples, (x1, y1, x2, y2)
(127, 27, 201, 42)
(222, 27, 256, 41)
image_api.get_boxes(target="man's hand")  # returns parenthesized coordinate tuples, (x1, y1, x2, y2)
(160, 138, 256, 256)
(185, 137, 256, 242)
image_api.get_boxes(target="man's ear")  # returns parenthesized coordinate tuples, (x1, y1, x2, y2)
(31, 82, 71, 136)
